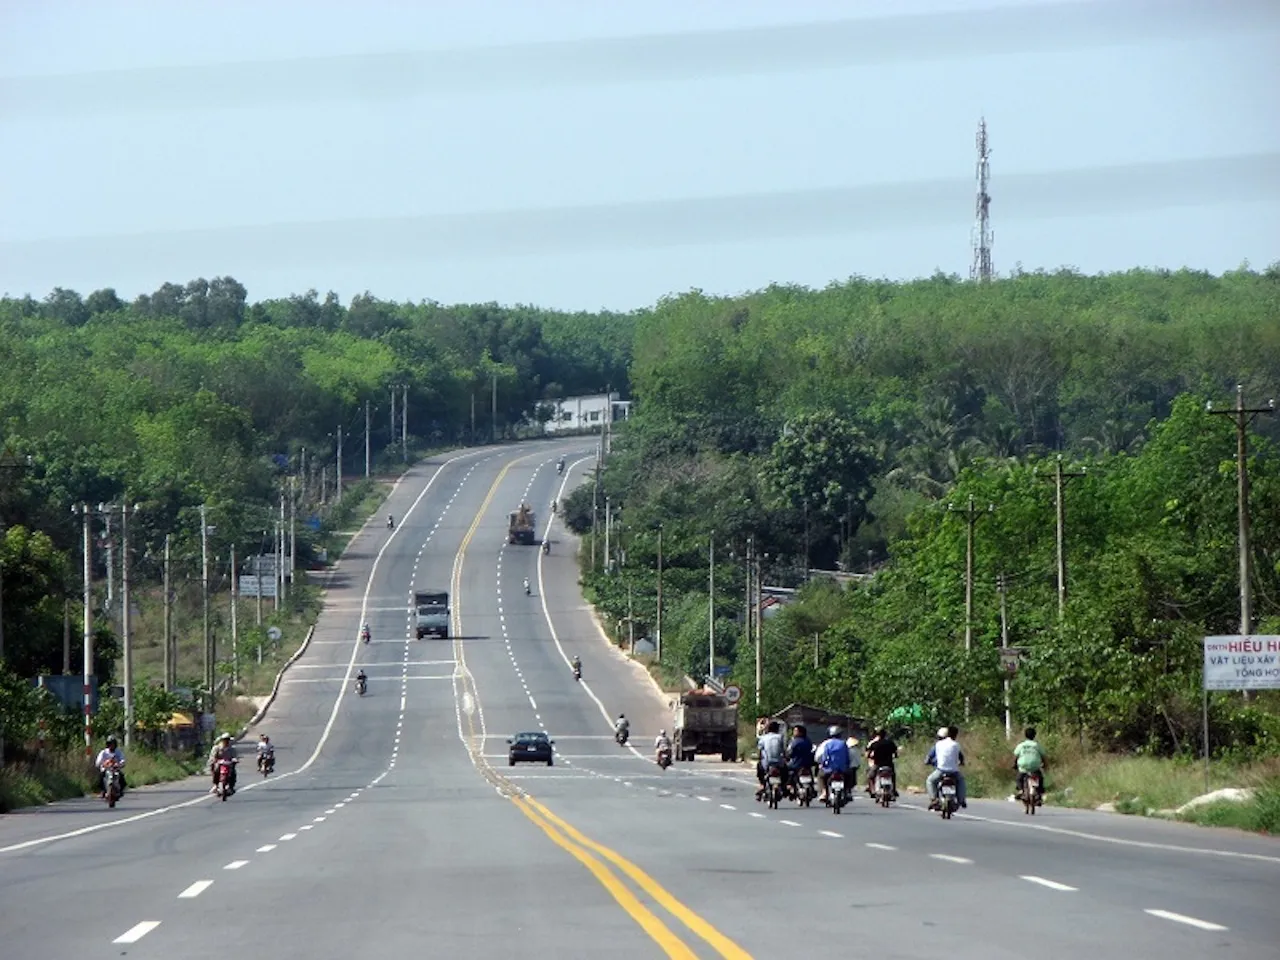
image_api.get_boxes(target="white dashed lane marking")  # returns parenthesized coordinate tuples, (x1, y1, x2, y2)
(929, 854, 972, 864)
(178, 880, 213, 898)
(865, 842, 897, 851)
(820, 830, 843, 838)
(256, 844, 278, 853)
(1021, 875, 1077, 892)
(279, 833, 297, 841)
(224, 860, 249, 870)
(113, 921, 161, 944)
(1144, 909, 1228, 932)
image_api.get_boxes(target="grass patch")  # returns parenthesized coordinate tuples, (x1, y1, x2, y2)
(1177, 779, 1280, 834)
(321, 478, 393, 561)
(0, 746, 204, 813)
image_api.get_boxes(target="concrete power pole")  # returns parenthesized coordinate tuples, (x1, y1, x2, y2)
(336, 425, 343, 502)
(200, 503, 211, 708)
(365, 400, 371, 478)
(119, 503, 138, 748)
(1208, 384, 1276, 652)
(491, 374, 498, 444)
(970, 116, 994, 283)
(708, 534, 715, 685)
(1039, 455, 1086, 619)
(163, 534, 172, 691)
(655, 527, 663, 663)
(998, 572, 1011, 740)
(230, 543, 239, 685)
(80, 504, 94, 755)
(390, 387, 397, 454)
(951, 495, 994, 719)
(402, 385, 408, 462)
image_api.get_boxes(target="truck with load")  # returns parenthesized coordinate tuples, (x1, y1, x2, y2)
(414, 590, 450, 639)
(672, 688, 738, 762)
(507, 504, 536, 545)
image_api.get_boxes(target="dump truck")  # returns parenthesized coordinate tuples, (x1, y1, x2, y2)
(673, 688, 738, 762)
(414, 590, 450, 639)
(507, 504, 536, 545)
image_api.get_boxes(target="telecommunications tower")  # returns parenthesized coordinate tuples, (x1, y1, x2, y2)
(970, 117, 993, 282)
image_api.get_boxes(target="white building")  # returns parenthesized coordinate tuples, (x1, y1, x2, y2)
(542, 392, 632, 434)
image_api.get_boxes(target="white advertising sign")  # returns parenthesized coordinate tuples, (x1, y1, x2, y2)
(238, 575, 277, 599)
(1203, 635, 1280, 691)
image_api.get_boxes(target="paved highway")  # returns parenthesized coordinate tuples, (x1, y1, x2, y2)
(2, 440, 1278, 959)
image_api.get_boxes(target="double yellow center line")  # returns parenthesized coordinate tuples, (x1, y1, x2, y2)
(447, 452, 753, 960)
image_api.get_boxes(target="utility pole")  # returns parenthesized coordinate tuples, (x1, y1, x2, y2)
(336, 425, 344, 502)
(390, 387, 397, 455)
(604, 497, 612, 572)
(950, 494, 993, 719)
(365, 399, 372, 478)
(998, 572, 1011, 740)
(970, 116, 994, 282)
(756, 550, 765, 699)
(1039, 455, 1085, 619)
(1208, 384, 1276, 647)
(104, 509, 114, 620)
(591, 467, 599, 571)
(470, 392, 476, 444)
(230, 543, 239, 685)
(273, 521, 281, 612)
(289, 475, 297, 596)
(491, 373, 498, 443)
(119, 503, 137, 747)
(708, 533, 716, 684)
(401, 384, 408, 462)
(279, 491, 287, 605)
(75, 503, 94, 755)
(750, 537, 762, 707)
(163, 534, 172, 691)
(655, 527, 663, 662)
(200, 503, 211, 710)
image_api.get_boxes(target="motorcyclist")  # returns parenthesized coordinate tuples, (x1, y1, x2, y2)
(256, 734, 274, 772)
(1013, 726, 1047, 798)
(755, 720, 785, 801)
(361, 622, 371, 642)
(209, 733, 238, 793)
(550, 499, 558, 515)
(387, 514, 394, 529)
(542, 540, 550, 555)
(557, 457, 565, 475)
(786, 724, 815, 797)
(815, 725, 851, 804)
(571, 655, 582, 679)
(94, 736, 127, 797)
(523, 577, 531, 596)
(864, 726, 900, 798)
(654, 729, 672, 763)
(614, 713, 630, 743)
(356, 669, 368, 694)
(926, 725, 967, 810)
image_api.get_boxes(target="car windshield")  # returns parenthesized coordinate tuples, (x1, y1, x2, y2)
(515, 733, 548, 743)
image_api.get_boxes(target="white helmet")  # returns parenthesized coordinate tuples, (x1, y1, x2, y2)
(828, 725, 841, 738)
(659, 729, 666, 737)
(937, 727, 949, 739)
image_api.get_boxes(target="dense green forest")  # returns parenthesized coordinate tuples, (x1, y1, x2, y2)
(3, 265, 1280, 771)
(566, 265, 1280, 757)
(0, 278, 635, 759)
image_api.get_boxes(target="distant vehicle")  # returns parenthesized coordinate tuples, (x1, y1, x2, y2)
(414, 590, 450, 639)
(672, 688, 738, 763)
(508, 504, 537, 545)
(508, 731, 554, 766)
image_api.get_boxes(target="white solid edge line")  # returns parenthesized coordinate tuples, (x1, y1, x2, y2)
(1020, 875, 1077, 891)
(935, 805, 1280, 865)
(537, 453, 647, 760)
(1144, 909, 1228, 931)
(177, 880, 213, 899)
(0, 449, 492, 858)
(113, 921, 161, 944)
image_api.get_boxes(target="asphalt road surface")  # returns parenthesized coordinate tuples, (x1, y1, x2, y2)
(3, 440, 1279, 959)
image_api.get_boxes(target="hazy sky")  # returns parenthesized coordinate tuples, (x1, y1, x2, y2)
(2, 0, 1278, 311)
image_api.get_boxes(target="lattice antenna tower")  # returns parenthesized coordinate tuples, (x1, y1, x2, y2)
(970, 116, 994, 282)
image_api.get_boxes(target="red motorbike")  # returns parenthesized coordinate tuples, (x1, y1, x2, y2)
(215, 758, 238, 801)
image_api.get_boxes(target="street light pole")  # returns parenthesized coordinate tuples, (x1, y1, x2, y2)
(950, 494, 994, 719)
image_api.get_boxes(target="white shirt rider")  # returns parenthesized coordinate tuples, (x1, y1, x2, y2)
(934, 736, 962, 772)
(654, 732, 671, 751)
(95, 745, 125, 770)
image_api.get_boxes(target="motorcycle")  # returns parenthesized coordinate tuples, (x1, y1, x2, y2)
(1020, 771, 1043, 815)
(795, 768, 817, 808)
(102, 762, 124, 808)
(557, 460, 565, 476)
(828, 771, 849, 814)
(874, 765, 895, 807)
(215, 759, 237, 801)
(524, 580, 531, 596)
(572, 665, 582, 682)
(542, 540, 550, 555)
(356, 676, 367, 696)
(361, 627, 371, 644)
(937, 772, 959, 819)
(657, 747, 672, 770)
(765, 762, 786, 810)
(614, 727, 629, 747)
(258, 753, 275, 777)
(387, 515, 394, 530)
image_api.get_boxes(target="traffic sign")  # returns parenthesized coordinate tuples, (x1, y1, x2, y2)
(267, 627, 283, 642)
(713, 664, 732, 677)
(724, 685, 742, 704)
